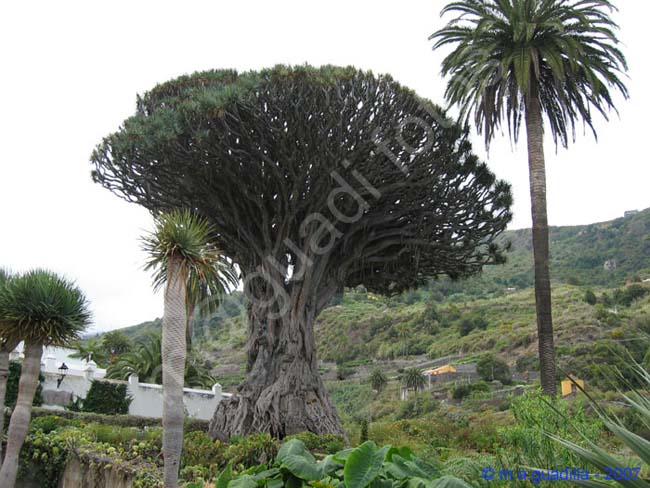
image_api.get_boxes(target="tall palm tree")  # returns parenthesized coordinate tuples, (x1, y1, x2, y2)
(0, 270, 90, 486)
(142, 209, 233, 488)
(431, 0, 628, 395)
(0, 269, 20, 464)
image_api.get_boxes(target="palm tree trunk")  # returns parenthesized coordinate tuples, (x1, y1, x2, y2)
(0, 341, 43, 487)
(162, 256, 187, 488)
(0, 351, 8, 465)
(0, 340, 19, 464)
(525, 91, 557, 396)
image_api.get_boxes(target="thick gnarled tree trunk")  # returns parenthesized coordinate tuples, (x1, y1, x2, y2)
(525, 91, 557, 396)
(0, 341, 43, 487)
(209, 289, 344, 440)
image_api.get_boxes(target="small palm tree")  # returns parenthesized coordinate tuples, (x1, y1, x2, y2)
(107, 334, 163, 383)
(0, 270, 90, 485)
(369, 368, 388, 394)
(106, 333, 215, 389)
(431, 0, 628, 395)
(142, 209, 233, 487)
(0, 269, 20, 464)
(69, 338, 106, 365)
(401, 368, 426, 395)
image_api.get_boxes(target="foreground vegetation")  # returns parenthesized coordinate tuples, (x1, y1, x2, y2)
(14, 380, 650, 487)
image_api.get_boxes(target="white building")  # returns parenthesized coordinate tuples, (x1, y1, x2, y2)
(10, 345, 229, 421)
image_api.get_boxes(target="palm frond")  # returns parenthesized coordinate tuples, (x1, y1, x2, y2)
(431, 0, 628, 147)
(142, 209, 238, 316)
(0, 269, 92, 346)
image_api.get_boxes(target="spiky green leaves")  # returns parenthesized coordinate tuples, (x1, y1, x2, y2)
(431, 0, 629, 147)
(401, 368, 426, 392)
(0, 269, 91, 346)
(142, 209, 237, 294)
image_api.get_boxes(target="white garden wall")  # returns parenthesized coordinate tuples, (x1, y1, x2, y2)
(22, 346, 231, 420)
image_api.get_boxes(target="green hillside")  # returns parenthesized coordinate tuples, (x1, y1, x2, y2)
(484, 207, 650, 288)
(106, 208, 650, 392)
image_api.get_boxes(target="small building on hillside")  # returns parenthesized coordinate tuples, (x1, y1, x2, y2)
(561, 378, 585, 397)
(624, 210, 639, 218)
(423, 363, 477, 386)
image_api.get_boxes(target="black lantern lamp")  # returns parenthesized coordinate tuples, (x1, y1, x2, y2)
(57, 362, 69, 388)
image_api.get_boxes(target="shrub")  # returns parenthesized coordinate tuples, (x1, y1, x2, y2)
(225, 433, 279, 470)
(421, 301, 440, 324)
(476, 355, 512, 385)
(29, 415, 74, 434)
(80, 380, 131, 415)
(458, 314, 489, 337)
(5, 361, 43, 408)
(180, 430, 225, 480)
(359, 419, 369, 443)
(584, 289, 597, 305)
(614, 284, 650, 307)
(515, 354, 538, 373)
(452, 382, 490, 400)
(500, 390, 602, 472)
(396, 396, 439, 420)
(336, 364, 356, 380)
(29, 406, 209, 431)
(285, 431, 346, 454)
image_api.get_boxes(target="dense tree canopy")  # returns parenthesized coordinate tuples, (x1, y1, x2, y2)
(92, 65, 512, 300)
(91, 65, 512, 438)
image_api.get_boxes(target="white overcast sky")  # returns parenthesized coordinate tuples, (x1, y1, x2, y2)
(1, 1, 648, 333)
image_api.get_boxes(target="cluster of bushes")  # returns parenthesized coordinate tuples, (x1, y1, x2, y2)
(591, 284, 650, 309)
(499, 391, 604, 473)
(67, 380, 131, 415)
(476, 355, 512, 385)
(451, 382, 491, 400)
(20, 417, 163, 488)
(396, 396, 439, 420)
(368, 410, 503, 458)
(26, 407, 209, 431)
(18, 414, 350, 487)
(5, 361, 43, 408)
(458, 314, 489, 337)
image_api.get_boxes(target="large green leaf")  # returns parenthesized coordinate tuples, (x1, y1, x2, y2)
(344, 441, 390, 488)
(228, 475, 258, 488)
(430, 476, 474, 488)
(385, 454, 439, 480)
(277, 438, 322, 481)
(253, 468, 280, 481)
(216, 464, 233, 488)
(334, 448, 354, 463)
(385, 446, 415, 462)
(318, 455, 344, 477)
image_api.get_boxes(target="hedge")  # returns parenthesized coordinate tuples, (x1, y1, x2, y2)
(26, 407, 210, 432)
